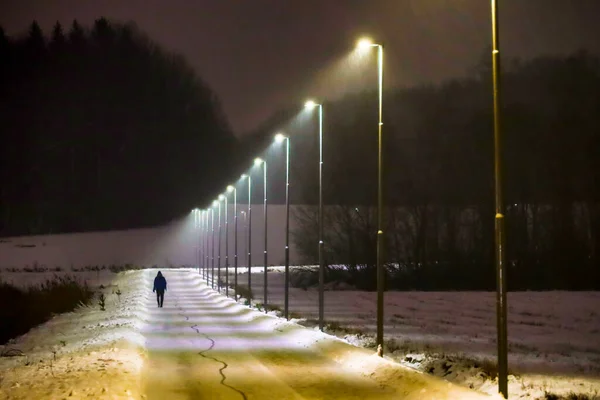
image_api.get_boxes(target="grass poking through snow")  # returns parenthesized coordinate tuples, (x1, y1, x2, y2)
(234, 284, 254, 301)
(543, 391, 598, 400)
(0, 275, 94, 344)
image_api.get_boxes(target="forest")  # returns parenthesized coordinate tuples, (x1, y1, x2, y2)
(0, 18, 238, 235)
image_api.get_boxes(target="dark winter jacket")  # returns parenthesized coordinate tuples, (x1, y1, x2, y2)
(153, 272, 167, 292)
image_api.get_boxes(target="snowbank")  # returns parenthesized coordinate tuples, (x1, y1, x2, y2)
(0, 270, 148, 399)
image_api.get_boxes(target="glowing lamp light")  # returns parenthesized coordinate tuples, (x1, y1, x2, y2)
(227, 185, 234, 192)
(254, 157, 264, 166)
(304, 100, 316, 110)
(357, 37, 374, 50)
(212, 200, 219, 207)
(274, 133, 286, 143)
(218, 194, 225, 200)
(241, 174, 247, 179)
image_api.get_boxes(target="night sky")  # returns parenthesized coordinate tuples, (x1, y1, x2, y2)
(2, 0, 600, 136)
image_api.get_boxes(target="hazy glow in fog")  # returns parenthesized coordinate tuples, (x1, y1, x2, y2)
(300, 49, 379, 105)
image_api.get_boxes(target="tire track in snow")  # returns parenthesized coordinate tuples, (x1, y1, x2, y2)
(175, 300, 248, 400)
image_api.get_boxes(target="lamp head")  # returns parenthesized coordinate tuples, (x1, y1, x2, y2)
(218, 194, 225, 201)
(254, 157, 264, 166)
(227, 185, 234, 192)
(212, 200, 219, 207)
(241, 173, 247, 179)
(304, 100, 316, 110)
(357, 37, 374, 50)
(274, 133, 286, 143)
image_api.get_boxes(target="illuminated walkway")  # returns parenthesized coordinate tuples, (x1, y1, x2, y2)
(140, 269, 492, 400)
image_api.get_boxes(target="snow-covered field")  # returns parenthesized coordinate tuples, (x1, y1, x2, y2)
(216, 267, 600, 400)
(0, 268, 496, 399)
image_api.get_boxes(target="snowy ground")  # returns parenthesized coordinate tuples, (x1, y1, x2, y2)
(0, 268, 497, 399)
(0, 270, 147, 399)
(1, 266, 598, 399)
(215, 267, 600, 400)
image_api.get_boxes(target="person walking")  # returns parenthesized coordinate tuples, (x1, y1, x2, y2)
(153, 271, 167, 308)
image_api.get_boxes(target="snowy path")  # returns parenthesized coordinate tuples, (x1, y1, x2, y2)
(139, 270, 495, 400)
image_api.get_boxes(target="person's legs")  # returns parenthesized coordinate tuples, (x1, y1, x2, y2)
(156, 291, 160, 307)
(158, 290, 165, 307)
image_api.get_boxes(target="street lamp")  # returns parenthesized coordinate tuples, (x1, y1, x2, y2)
(241, 210, 247, 283)
(193, 209, 199, 272)
(241, 173, 252, 306)
(218, 194, 225, 293)
(200, 209, 205, 276)
(227, 185, 237, 298)
(205, 208, 210, 283)
(204, 209, 209, 280)
(198, 210, 206, 278)
(274, 133, 291, 319)
(221, 193, 229, 296)
(198, 209, 202, 274)
(254, 157, 268, 312)
(211, 201, 218, 289)
(305, 99, 325, 331)
(197, 210, 204, 275)
(356, 36, 385, 356)
(490, 1, 508, 397)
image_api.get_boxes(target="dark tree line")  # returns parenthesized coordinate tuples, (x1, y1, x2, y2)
(285, 51, 600, 291)
(0, 19, 236, 235)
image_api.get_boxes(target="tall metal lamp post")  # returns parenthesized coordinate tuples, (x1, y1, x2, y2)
(222, 193, 229, 297)
(305, 100, 325, 331)
(227, 185, 237, 298)
(217, 194, 225, 293)
(242, 211, 247, 271)
(199, 210, 203, 275)
(254, 157, 268, 312)
(204, 209, 209, 280)
(205, 208, 210, 283)
(356, 37, 385, 355)
(275, 133, 291, 319)
(193, 209, 199, 272)
(241, 174, 252, 306)
(490, 0, 508, 397)
(211, 201, 218, 289)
